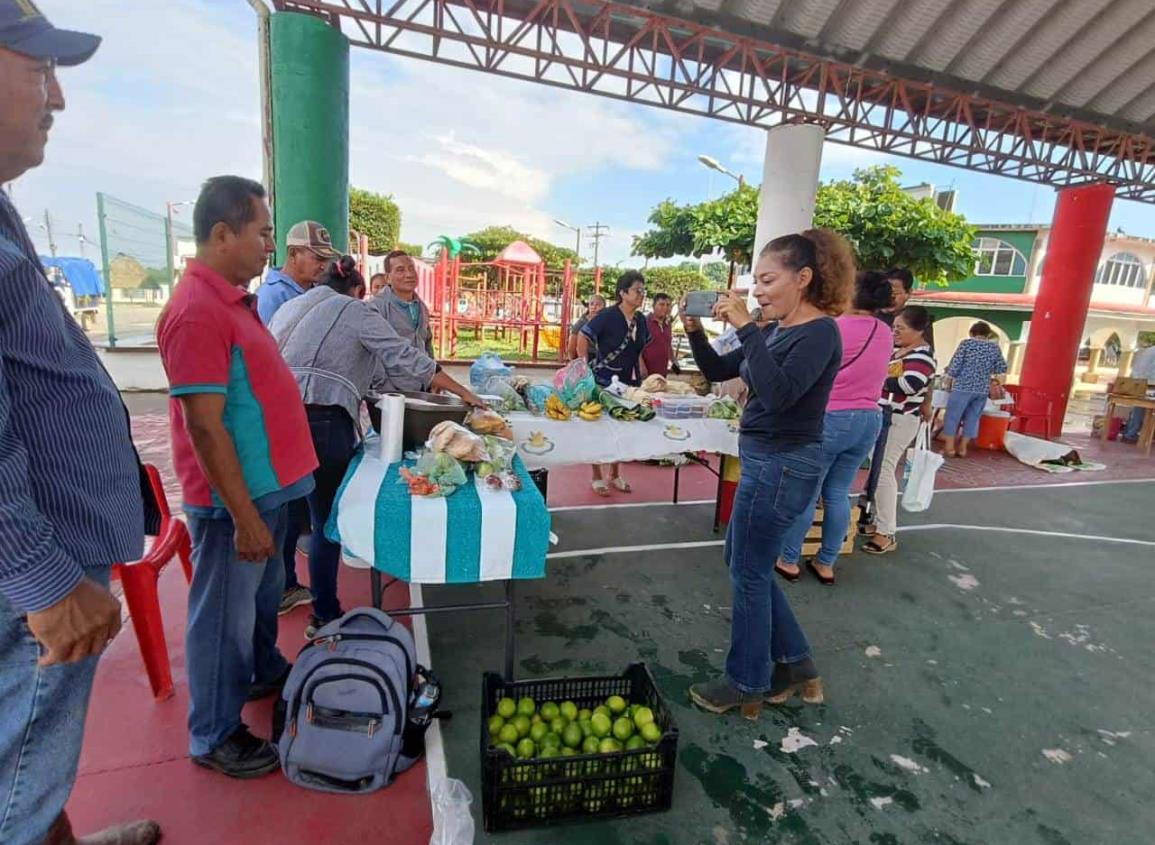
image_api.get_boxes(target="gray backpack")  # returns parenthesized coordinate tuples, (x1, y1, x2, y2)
(277, 608, 420, 793)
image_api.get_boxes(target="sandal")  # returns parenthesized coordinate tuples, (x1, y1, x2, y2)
(610, 476, 632, 493)
(806, 560, 836, 586)
(862, 536, 897, 555)
(857, 522, 877, 537)
(774, 563, 801, 582)
(591, 480, 610, 497)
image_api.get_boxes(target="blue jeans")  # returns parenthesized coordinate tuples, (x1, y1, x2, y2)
(281, 497, 310, 590)
(1123, 407, 1146, 441)
(944, 390, 986, 440)
(0, 569, 110, 845)
(861, 406, 891, 516)
(187, 508, 290, 756)
(724, 438, 821, 694)
(782, 409, 883, 566)
(283, 406, 357, 623)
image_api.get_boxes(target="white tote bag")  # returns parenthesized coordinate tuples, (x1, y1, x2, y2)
(901, 422, 944, 513)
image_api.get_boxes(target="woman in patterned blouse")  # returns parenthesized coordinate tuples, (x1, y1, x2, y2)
(942, 322, 1008, 458)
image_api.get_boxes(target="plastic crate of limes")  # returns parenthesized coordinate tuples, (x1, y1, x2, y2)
(480, 663, 678, 831)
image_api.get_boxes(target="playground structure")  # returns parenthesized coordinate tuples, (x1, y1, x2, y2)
(417, 240, 604, 361)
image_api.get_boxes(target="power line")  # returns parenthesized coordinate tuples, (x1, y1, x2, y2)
(587, 222, 609, 269)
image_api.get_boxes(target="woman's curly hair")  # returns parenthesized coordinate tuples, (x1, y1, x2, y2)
(760, 228, 856, 316)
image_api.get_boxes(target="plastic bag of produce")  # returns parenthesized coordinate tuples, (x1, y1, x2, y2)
(470, 352, 512, 391)
(524, 383, 559, 416)
(476, 434, 516, 476)
(465, 407, 511, 437)
(427, 421, 488, 463)
(707, 396, 741, 420)
(483, 376, 526, 412)
(597, 387, 655, 421)
(414, 450, 469, 497)
(429, 778, 475, 845)
(552, 358, 597, 409)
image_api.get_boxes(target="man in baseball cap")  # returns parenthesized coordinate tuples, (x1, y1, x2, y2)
(254, 219, 340, 325)
(1, 3, 160, 844)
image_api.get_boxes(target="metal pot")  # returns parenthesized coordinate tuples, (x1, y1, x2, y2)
(366, 391, 469, 451)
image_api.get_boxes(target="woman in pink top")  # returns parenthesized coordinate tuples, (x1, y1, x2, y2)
(776, 272, 894, 585)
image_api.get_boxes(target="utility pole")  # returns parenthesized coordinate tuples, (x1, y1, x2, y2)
(76, 223, 86, 259)
(43, 209, 57, 257)
(587, 222, 609, 270)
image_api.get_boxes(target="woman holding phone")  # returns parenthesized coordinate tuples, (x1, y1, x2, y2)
(682, 229, 855, 718)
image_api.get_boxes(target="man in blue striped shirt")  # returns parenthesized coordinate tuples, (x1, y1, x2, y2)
(0, 5, 159, 844)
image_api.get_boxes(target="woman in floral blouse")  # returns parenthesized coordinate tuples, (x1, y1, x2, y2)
(942, 321, 1008, 458)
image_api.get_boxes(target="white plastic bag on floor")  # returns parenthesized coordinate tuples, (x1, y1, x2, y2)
(430, 778, 475, 845)
(901, 422, 944, 513)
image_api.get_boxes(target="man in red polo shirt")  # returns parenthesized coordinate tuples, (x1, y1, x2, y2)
(641, 292, 678, 378)
(157, 176, 317, 779)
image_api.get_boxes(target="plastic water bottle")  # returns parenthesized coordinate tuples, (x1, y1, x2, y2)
(410, 671, 441, 728)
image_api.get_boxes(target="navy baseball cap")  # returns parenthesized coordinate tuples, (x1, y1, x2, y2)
(0, 1, 100, 66)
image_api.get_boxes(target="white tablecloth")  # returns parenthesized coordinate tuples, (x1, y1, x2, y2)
(506, 411, 739, 469)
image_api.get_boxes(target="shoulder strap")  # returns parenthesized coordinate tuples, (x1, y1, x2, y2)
(839, 319, 879, 372)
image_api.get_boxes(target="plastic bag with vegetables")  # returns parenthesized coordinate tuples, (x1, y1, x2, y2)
(413, 451, 469, 497)
(707, 396, 741, 420)
(552, 358, 597, 409)
(483, 376, 526, 412)
(524, 383, 559, 416)
(475, 434, 516, 476)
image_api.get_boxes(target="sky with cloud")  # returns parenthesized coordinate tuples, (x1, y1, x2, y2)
(12, 0, 1155, 267)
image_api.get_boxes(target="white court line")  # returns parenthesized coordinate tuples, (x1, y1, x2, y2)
(407, 584, 449, 793)
(547, 539, 724, 559)
(933, 477, 1155, 495)
(549, 498, 713, 513)
(898, 523, 1155, 548)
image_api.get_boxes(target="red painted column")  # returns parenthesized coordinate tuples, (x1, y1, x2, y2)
(1018, 183, 1115, 435)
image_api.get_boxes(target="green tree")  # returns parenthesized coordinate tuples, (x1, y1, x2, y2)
(396, 241, 425, 257)
(639, 265, 723, 302)
(461, 225, 579, 268)
(633, 166, 975, 285)
(678, 260, 729, 288)
(349, 186, 401, 255)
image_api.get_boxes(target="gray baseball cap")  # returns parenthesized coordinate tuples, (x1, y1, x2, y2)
(0, 1, 100, 66)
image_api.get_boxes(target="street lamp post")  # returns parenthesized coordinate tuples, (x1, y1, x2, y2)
(697, 155, 746, 287)
(166, 200, 194, 294)
(553, 218, 581, 264)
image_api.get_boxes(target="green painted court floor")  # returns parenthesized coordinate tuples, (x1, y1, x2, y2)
(425, 481, 1155, 844)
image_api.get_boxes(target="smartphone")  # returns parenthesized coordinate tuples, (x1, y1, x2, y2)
(684, 290, 720, 318)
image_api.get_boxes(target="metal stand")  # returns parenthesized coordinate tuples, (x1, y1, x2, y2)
(370, 569, 518, 680)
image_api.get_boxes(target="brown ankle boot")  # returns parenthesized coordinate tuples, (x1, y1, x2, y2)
(43, 813, 162, 845)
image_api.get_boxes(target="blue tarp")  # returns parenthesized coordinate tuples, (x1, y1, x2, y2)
(40, 256, 104, 297)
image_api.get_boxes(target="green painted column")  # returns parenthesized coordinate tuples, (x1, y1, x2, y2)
(269, 12, 349, 263)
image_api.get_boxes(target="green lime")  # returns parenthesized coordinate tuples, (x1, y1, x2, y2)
(512, 714, 532, 738)
(488, 714, 505, 737)
(562, 722, 583, 749)
(593, 705, 611, 720)
(612, 717, 634, 742)
(498, 723, 520, 745)
(627, 703, 640, 718)
(516, 738, 536, 758)
(581, 735, 600, 754)
(598, 737, 622, 754)
(640, 722, 662, 743)
(541, 732, 562, 750)
(539, 745, 560, 759)
(529, 722, 549, 743)
(578, 719, 593, 738)
(539, 701, 560, 722)
(606, 695, 627, 715)
(549, 716, 567, 735)
(590, 712, 612, 739)
(517, 697, 536, 717)
(633, 706, 655, 729)
(577, 708, 592, 722)
(496, 742, 516, 757)
(625, 734, 646, 751)
(561, 746, 577, 757)
(497, 697, 517, 719)
(531, 714, 542, 724)
(560, 701, 578, 721)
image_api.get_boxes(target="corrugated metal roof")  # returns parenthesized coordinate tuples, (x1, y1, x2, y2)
(631, 0, 1155, 135)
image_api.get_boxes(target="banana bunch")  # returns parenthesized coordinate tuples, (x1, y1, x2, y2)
(578, 400, 603, 421)
(545, 394, 571, 421)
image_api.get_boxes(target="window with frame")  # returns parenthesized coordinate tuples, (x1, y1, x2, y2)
(1095, 252, 1147, 289)
(973, 237, 1028, 276)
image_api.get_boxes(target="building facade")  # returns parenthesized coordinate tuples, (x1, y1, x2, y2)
(911, 225, 1155, 387)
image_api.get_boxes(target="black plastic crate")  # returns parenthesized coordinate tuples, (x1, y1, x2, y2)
(480, 663, 678, 832)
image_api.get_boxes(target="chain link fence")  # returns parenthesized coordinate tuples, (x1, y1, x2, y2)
(96, 192, 194, 347)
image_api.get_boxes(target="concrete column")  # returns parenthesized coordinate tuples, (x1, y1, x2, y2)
(1118, 349, 1135, 376)
(1007, 341, 1025, 378)
(1018, 184, 1115, 434)
(752, 124, 826, 258)
(1086, 347, 1103, 373)
(269, 12, 350, 263)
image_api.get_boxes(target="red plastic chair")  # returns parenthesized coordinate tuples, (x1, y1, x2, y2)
(112, 465, 193, 701)
(1005, 384, 1055, 441)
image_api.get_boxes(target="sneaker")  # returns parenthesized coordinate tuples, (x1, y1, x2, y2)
(303, 614, 326, 640)
(247, 664, 291, 702)
(278, 585, 313, 616)
(191, 725, 279, 779)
